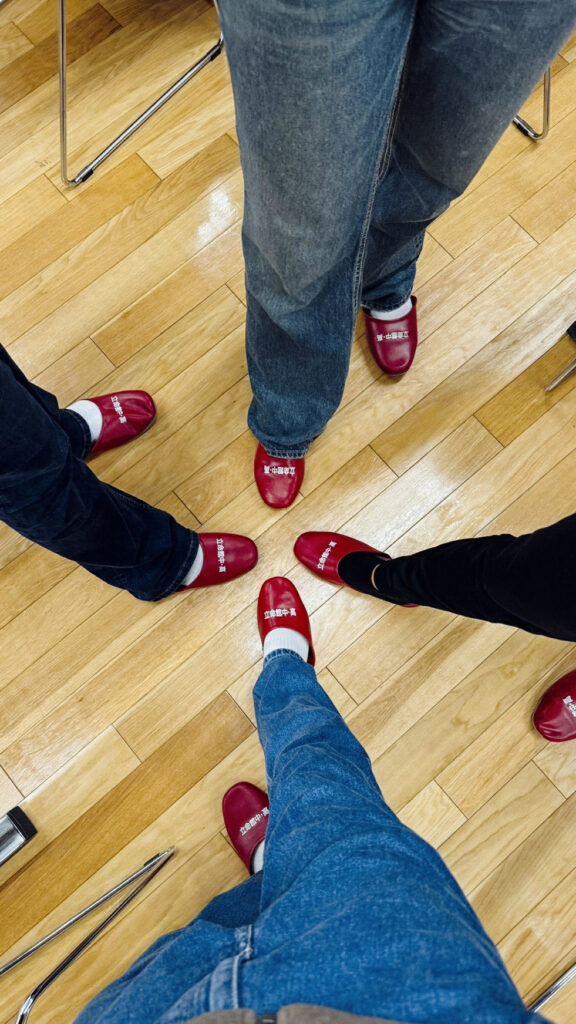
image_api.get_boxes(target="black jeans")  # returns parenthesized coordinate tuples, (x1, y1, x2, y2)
(371, 516, 576, 642)
(0, 345, 197, 600)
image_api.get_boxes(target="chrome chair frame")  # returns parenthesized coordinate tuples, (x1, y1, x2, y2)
(57, 0, 224, 186)
(513, 66, 551, 141)
(0, 848, 175, 1024)
(528, 956, 576, 1011)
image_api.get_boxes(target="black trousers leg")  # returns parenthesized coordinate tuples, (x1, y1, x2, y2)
(367, 514, 576, 642)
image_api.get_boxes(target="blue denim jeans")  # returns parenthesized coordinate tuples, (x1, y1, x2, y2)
(216, 0, 576, 455)
(76, 653, 548, 1024)
(0, 345, 197, 600)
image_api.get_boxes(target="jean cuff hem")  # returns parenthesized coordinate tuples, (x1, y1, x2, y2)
(362, 294, 412, 315)
(258, 444, 309, 459)
(263, 649, 307, 667)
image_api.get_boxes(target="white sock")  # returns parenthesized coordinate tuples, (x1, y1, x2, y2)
(251, 840, 265, 874)
(369, 297, 412, 321)
(66, 400, 103, 443)
(181, 543, 204, 586)
(263, 627, 309, 661)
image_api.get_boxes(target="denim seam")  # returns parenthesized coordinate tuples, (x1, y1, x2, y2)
(231, 924, 254, 1009)
(351, 4, 419, 317)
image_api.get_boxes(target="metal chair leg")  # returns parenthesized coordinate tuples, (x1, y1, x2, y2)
(58, 0, 224, 186)
(528, 957, 576, 1012)
(513, 66, 551, 141)
(0, 848, 175, 1024)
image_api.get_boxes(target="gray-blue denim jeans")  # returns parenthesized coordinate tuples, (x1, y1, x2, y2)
(216, 0, 576, 455)
(75, 653, 548, 1024)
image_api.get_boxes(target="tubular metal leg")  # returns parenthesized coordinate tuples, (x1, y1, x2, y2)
(528, 958, 576, 1012)
(58, 0, 224, 186)
(513, 67, 551, 141)
(0, 848, 175, 1024)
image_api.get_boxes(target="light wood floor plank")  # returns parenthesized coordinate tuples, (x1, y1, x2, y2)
(397, 781, 465, 849)
(0, 727, 139, 887)
(0, 692, 252, 954)
(0, 768, 22, 818)
(0, 154, 159, 302)
(368, 637, 572, 813)
(0, 174, 66, 253)
(0, 138, 242, 348)
(0, 22, 32, 72)
(499, 869, 576, 1005)
(92, 225, 243, 364)
(470, 795, 576, 943)
(439, 762, 564, 892)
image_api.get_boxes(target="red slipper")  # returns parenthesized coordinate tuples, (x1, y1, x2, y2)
(222, 782, 270, 873)
(363, 297, 418, 375)
(180, 534, 258, 589)
(294, 530, 382, 585)
(254, 443, 305, 509)
(533, 669, 576, 742)
(294, 531, 417, 607)
(88, 390, 156, 456)
(257, 576, 315, 665)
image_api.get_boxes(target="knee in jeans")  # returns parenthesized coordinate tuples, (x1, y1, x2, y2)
(244, 223, 351, 313)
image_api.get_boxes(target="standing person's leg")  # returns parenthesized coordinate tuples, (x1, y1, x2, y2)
(216, 0, 418, 460)
(0, 351, 196, 599)
(0, 349, 257, 600)
(367, 514, 576, 642)
(294, 516, 576, 641)
(0, 344, 92, 458)
(237, 619, 544, 1021)
(361, 0, 576, 321)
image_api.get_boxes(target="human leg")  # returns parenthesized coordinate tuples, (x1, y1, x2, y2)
(0, 344, 91, 456)
(0, 351, 257, 599)
(369, 514, 576, 641)
(294, 518, 576, 641)
(217, 0, 419, 456)
(361, 0, 576, 312)
(235, 639, 541, 1021)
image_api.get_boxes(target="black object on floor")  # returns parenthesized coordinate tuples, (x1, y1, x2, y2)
(0, 806, 37, 866)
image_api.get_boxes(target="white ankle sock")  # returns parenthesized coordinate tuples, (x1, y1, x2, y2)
(251, 840, 265, 874)
(369, 297, 412, 321)
(67, 400, 103, 443)
(263, 627, 309, 661)
(181, 543, 204, 586)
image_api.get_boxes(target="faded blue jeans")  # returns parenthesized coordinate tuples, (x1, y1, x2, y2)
(0, 345, 197, 600)
(216, 0, 576, 455)
(76, 653, 548, 1024)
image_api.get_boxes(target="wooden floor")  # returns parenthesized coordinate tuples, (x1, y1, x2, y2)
(1, 1, 576, 1020)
